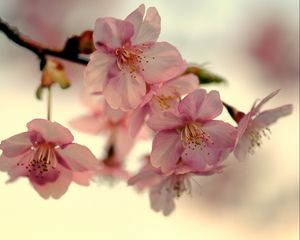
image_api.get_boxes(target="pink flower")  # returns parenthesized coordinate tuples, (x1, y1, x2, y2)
(0, 119, 98, 199)
(70, 95, 134, 162)
(147, 89, 237, 174)
(234, 90, 293, 160)
(129, 73, 198, 137)
(84, 4, 187, 110)
(96, 150, 130, 183)
(128, 156, 223, 216)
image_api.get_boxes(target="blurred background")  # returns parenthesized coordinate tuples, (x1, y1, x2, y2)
(0, 0, 298, 239)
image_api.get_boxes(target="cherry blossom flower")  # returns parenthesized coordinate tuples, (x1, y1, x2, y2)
(0, 119, 98, 199)
(129, 73, 198, 137)
(234, 90, 293, 161)
(147, 89, 237, 174)
(70, 95, 134, 162)
(84, 4, 187, 110)
(128, 156, 224, 216)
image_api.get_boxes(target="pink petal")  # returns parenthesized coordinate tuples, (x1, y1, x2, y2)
(195, 90, 223, 121)
(0, 151, 33, 182)
(105, 103, 125, 123)
(147, 110, 183, 131)
(236, 112, 252, 140)
(252, 89, 280, 114)
(103, 71, 146, 110)
(150, 179, 175, 216)
(253, 104, 293, 128)
(202, 120, 237, 149)
(84, 51, 115, 93)
(56, 143, 98, 172)
(160, 73, 199, 97)
(150, 130, 183, 173)
(30, 166, 72, 199)
(128, 6, 161, 45)
(178, 89, 206, 121)
(182, 144, 221, 171)
(72, 171, 93, 186)
(0, 132, 32, 157)
(93, 17, 134, 50)
(69, 114, 105, 134)
(234, 133, 252, 161)
(129, 105, 150, 137)
(141, 42, 187, 84)
(27, 119, 74, 145)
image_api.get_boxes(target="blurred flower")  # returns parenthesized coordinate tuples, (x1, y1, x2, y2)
(0, 118, 98, 199)
(84, 4, 186, 110)
(147, 89, 237, 174)
(129, 156, 224, 216)
(70, 94, 134, 162)
(234, 90, 293, 160)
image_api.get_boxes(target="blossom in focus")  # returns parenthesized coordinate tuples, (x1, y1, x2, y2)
(128, 156, 224, 216)
(234, 90, 293, 160)
(147, 89, 237, 174)
(84, 4, 187, 110)
(129, 73, 198, 137)
(0, 119, 98, 199)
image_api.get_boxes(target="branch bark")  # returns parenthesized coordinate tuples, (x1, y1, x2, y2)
(0, 17, 89, 67)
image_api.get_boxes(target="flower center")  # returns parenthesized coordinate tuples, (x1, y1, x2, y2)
(156, 95, 178, 111)
(180, 123, 213, 150)
(18, 143, 58, 179)
(248, 128, 271, 154)
(115, 46, 143, 73)
(164, 175, 191, 198)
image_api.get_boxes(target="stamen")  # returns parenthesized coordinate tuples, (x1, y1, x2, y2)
(180, 123, 213, 150)
(248, 127, 271, 154)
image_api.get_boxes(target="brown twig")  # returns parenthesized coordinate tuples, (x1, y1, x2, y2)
(0, 17, 89, 68)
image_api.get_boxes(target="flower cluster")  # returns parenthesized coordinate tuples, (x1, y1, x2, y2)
(0, 4, 292, 215)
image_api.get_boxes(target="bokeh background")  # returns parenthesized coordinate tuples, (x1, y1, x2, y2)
(0, 0, 298, 239)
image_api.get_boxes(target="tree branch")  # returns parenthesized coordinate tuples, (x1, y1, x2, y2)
(0, 17, 89, 67)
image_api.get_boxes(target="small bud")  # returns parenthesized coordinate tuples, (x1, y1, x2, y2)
(79, 30, 95, 54)
(41, 59, 70, 89)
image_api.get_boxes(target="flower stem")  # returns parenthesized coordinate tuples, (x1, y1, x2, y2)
(47, 86, 52, 121)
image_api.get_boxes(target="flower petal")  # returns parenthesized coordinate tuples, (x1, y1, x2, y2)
(202, 120, 237, 149)
(195, 90, 223, 121)
(160, 73, 199, 97)
(252, 89, 280, 114)
(141, 42, 187, 84)
(30, 166, 72, 199)
(150, 179, 175, 216)
(253, 104, 293, 128)
(182, 144, 221, 171)
(56, 143, 98, 172)
(84, 51, 115, 93)
(103, 71, 146, 110)
(234, 133, 252, 161)
(0, 132, 32, 157)
(69, 114, 105, 134)
(147, 110, 183, 131)
(72, 171, 93, 186)
(150, 130, 183, 173)
(93, 17, 134, 50)
(129, 104, 150, 138)
(27, 119, 74, 145)
(178, 89, 206, 121)
(130, 6, 161, 45)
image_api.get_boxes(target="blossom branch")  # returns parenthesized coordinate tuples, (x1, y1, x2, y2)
(0, 17, 89, 68)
